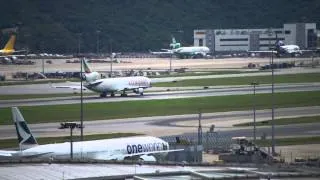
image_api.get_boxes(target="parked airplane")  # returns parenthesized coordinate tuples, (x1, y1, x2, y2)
(54, 58, 152, 97)
(150, 36, 210, 59)
(0, 34, 26, 61)
(248, 39, 305, 57)
(0, 107, 182, 161)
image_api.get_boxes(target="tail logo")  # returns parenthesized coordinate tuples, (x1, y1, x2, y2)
(12, 107, 38, 145)
(82, 58, 92, 73)
(3, 35, 16, 51)
(15, 121, 37, 145)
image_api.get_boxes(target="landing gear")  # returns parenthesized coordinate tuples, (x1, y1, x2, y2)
(120, 93, 128, 97)
(140, 92, 144, 96)
(111, 92, 115, 97)
(120, 90, 127, 97)
(100, 92, 107, 98)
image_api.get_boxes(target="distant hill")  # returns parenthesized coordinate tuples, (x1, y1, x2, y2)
(0, 0, 319, 53)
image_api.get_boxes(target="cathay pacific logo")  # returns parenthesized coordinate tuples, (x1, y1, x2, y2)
(126, 143, 164, 154)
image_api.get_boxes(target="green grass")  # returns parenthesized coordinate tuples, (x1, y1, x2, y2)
(153, 73, 320, 87)
(0, 91, 319, 125)
(0, 133, 142, 149)
(0, 93, 95, 100)
(234, 116, 320, 127)
(149, 70, 256, 78)
(256, 136, 320, 147)
(0, 79, 78, 86)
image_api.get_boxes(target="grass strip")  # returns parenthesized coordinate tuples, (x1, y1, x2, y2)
(153, 73, 320, 87)
(0, 91, 319, 125)
(0, 133, 142, 149)
(234, 116, 320, 127)
(149, 70, 255, 78)
(0, 79, 78, 86)
(0, 93, 95, 100)
(256, 136, 320, 147)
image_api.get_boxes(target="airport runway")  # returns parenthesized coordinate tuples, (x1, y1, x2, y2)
(0, 83, 319, 107)
(0, 106, 319, 140)
(0, 67, 319, 95)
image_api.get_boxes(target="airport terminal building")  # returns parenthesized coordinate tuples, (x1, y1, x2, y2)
(194, 23, 317, 54)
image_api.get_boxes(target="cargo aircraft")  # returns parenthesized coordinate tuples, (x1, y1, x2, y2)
(0, 34, 26, 60)
(0, 107, 183, 161)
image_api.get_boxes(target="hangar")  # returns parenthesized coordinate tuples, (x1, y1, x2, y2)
(194, 23, 317, 54)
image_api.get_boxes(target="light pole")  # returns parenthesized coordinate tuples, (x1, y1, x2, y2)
(251, 82, 259, 144)
(268, 28, 276, 155)
(110, 39, 113, 77)
(77, 33, 82, 55)
(96, 30, 101, 55)
(80, 58, 84, 141)
(169, 53, 172, 73)
(198, 110, 202, 145)
(58, 122, 80, 159)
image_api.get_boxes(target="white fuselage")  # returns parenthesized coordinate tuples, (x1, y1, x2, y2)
(174, 46, 210, 55)
(280, 45, 302, 54)
(85, 76, 151, 93)
(18, 136, 169, 160)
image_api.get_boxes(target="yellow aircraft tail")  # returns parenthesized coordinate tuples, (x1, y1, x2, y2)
(3, 35, 16, 51)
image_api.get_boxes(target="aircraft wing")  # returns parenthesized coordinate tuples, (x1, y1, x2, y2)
(0, 54, 27, 58)
(112, 84, 149, 92)
(0, 150, 17, 157)
(300, 49, 317, 52)
(247, 50, 277, 53)
(149, 50, 173, 55)
(92, 149, 184, 161)
(50, 83, 88, 90)
(0, 150, 54, 158)
(150, 78, 178, 83)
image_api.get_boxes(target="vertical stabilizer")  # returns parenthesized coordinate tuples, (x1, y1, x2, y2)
(81, 58, 101, 82)
(82, 58, 92, 73)
(12, 107, 38, 148)
(169, 36, 181, 49)
(3, 35, 16, 51)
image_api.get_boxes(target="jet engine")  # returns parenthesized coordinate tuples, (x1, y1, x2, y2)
(83, 72, 100, 82)
(139, 155, 156, 162)
(134, 88, 144, 95)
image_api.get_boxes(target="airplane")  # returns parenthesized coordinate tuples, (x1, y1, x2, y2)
(0, 107, 183, 161)
(150, 36, 210, 59)
(53, 58, 152, 97)
(0, 34, 27, 62)
(248, 40, 303, 57)
(247, 33, 310, 58)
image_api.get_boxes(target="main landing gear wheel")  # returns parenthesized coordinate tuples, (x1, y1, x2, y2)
(120, 93, 128, 97)
(111, 92, 115, 97)
(100, 92, 107, 98)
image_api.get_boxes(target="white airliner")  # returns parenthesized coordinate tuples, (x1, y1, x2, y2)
(248, 40, 303, 57)
(54, 58, 152, 97)
(0, 107, 182, 161)
(150, 36, 210, 59)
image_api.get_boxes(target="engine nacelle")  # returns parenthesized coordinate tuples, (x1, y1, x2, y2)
(83, 72, 100, 82)
(134, 88, 144, 95)
(139, 155, 156, 162)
